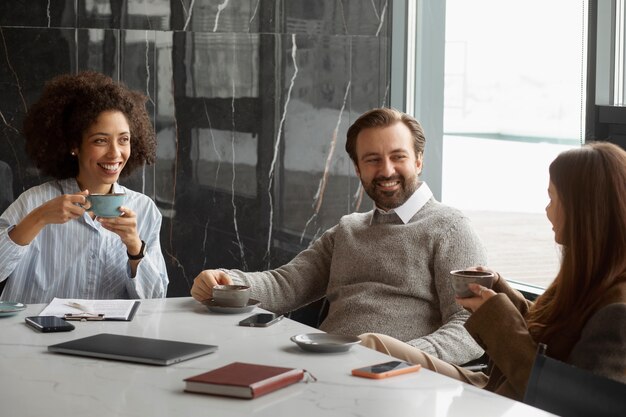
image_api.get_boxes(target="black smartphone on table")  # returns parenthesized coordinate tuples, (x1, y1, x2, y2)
(238, 313, 284, 327)
(25, 316, 75, 332)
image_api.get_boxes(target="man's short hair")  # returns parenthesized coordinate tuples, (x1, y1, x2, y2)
(345, 107, 426, 165)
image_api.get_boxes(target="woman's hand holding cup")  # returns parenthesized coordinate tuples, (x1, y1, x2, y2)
(456, 283, 497, 313)
(451, 266, 499, 313)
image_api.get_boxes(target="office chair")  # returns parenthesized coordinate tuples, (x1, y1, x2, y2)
(523, 344, 626, 417)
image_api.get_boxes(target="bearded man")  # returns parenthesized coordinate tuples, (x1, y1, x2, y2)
(191, 108, 487, 365)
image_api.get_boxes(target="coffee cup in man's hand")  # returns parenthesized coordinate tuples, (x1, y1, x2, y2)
(212, 285, 251, 307)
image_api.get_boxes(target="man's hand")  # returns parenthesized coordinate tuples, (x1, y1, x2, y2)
(191, 269, 234, 301)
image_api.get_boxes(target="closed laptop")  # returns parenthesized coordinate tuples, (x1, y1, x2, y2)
(48, 333, 217, 366)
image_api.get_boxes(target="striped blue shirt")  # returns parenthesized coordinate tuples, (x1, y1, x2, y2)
(0, 178, 168, 303)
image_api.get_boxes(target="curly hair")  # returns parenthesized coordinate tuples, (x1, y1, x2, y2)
(22, 71, 156, 179)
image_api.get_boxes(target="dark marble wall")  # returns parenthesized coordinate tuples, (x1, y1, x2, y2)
(0, 0, 391, 300)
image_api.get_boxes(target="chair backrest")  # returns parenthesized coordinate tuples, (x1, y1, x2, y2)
(524, 345, 626, 417)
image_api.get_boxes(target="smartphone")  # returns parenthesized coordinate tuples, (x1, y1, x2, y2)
(351, 360, 421, 379)
(238, 313, 284, 327)
(25, 316, 75, 333)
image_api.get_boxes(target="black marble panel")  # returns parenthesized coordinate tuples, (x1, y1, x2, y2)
(0, 0, 389, 35)
(0, 0, 76, 28)
(0, 0, 391, 301)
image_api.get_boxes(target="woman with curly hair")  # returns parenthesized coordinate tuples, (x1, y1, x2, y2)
(359, 142, 626, 400)
(0, 71, 168, 303)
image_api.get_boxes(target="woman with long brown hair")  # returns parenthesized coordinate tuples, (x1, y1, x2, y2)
(360, 141, 626, 400)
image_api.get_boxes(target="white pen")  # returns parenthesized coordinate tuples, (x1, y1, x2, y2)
(65, 301, 96, 314)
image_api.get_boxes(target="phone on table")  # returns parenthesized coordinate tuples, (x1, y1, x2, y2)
(238, 313, 284, 327)
(351, 360, 421, 379)
(25, 316, 75, 333)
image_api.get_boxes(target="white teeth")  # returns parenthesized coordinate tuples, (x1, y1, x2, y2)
(379, 181, 399, 187)
(99, 163, 119, 171)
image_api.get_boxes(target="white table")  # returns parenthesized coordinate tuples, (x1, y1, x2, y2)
(0, 297, 554, 417)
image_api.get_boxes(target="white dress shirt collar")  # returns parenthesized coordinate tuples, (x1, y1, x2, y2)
(375, 181, 433, 224)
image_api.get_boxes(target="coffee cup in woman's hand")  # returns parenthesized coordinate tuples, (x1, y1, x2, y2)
(85, 193, 126, 217)
(450, 269, 495, 298)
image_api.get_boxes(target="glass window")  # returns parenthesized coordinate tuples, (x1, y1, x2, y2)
(441, 0, 585, 287)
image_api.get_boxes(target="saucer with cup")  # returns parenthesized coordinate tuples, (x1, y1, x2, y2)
(202, 284, 260, 314)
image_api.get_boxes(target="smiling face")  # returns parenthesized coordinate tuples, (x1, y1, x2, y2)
(73, 110, 131, 194)
(354, 122, 422, 211)
(546, 180, 565, 244)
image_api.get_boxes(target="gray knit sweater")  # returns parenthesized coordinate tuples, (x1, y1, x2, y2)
(227, 198, 487, 364)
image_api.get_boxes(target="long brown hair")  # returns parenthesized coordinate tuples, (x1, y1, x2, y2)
(527, 142, 626, 352)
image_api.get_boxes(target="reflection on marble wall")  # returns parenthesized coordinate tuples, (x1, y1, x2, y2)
(0, 0, 391, 300)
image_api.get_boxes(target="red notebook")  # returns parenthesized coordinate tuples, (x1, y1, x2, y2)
(184, 362, 304, 399)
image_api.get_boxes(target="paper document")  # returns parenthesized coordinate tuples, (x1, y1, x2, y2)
(39, 297, 140, 321)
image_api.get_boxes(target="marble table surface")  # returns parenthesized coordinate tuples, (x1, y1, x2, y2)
(0, 297, 554, 417)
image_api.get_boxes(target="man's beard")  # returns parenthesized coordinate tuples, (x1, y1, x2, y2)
(363, 174, 419, 211)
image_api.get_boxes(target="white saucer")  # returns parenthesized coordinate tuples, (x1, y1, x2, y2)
(290, 333, 361, 353)
(202, 298, 261, 314)
(0, 301, 27, 317)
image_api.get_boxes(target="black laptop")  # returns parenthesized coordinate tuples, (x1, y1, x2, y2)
(48, 333, 218, 366)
